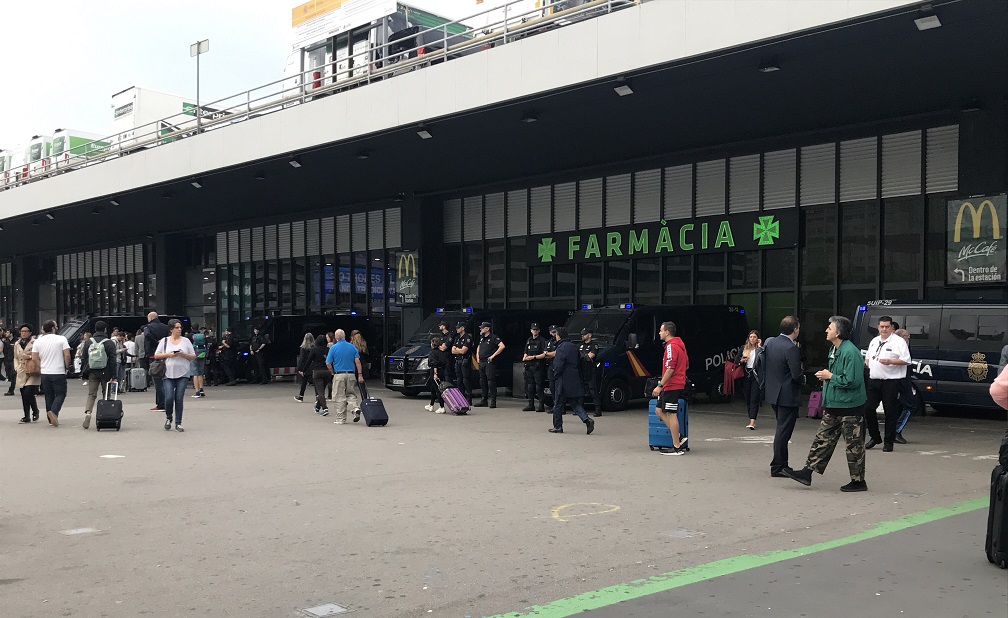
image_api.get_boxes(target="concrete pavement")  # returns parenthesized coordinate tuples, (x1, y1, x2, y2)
(0, 380, 1004, 617)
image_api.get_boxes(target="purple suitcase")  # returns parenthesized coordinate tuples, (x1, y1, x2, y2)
(436, 379, 469, 415)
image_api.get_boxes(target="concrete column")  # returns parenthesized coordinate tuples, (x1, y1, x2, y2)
(959, 103, 1008, 195)
(398, 196, 444, 339)
(14, 256, 42, 327)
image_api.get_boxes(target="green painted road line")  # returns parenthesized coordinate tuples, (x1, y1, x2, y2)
(491, 498, 988, 618)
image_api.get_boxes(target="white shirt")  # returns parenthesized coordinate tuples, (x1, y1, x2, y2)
(124, 340, 137, 361)
(33, 333, 71, 375)
(866, 334, 911, 380)
(157, 336, 196, 379)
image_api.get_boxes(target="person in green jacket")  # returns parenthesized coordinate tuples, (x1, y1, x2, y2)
(785, 315, 868, 492)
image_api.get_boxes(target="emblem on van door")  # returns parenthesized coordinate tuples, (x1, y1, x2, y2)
(967, 352, 988, 382)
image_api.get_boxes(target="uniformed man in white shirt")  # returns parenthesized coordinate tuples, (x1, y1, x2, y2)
(863, 315, 911, 452)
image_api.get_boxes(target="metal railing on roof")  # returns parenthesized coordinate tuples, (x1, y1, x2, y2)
(0, 0, 637, 191)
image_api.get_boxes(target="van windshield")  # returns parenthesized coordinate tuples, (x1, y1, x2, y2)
(407, 312, 467, 343)
(58, 319, 86, 339)
(563, 310, 630, 345)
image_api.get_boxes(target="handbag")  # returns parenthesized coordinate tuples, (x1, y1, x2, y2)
(148, 339, 167, 379)
(24, 355, 40, 376)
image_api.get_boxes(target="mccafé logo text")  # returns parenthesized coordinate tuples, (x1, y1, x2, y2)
(530, 211, 798, 265)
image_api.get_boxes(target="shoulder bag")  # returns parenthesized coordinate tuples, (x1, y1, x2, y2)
(149, 339, 167, 379)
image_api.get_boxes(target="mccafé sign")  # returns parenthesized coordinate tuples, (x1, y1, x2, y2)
(396, 250, 420, 306)
(528, 210, 798, 265)
(947, 194, 1006, 286)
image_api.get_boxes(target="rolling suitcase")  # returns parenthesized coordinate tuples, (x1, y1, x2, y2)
(357, 381, 388, 427)
(986, 465, 1008, 568)
(128, 367, 148, 392)
(648, 397, 690, 452)
(436, 379, 469, 415)
(95, 382, 124, 431)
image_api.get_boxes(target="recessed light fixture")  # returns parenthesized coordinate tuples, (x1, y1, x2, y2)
(914, 11, 941, 31)
(0, 224, 4, 231)
(91, 206, 101, 215)
(162, 190, 173, 199)
(356, 149, 370, 160)
(394, 192, 406, 202)
(416, 126, 432, 140)
(758, 57, 780, 73)
(289, 156, 302, 168)
(254, 171, 266, 181)
(521, 111, 538, 123)
(32, 219, 40, 226)
(110, 199, 119, 206)
(190, 179, 203, 189)
(613, 77, 633, 96)
(45, 213, 55, 220)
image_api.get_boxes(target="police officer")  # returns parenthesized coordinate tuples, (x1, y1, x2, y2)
(522, 323, 548, 412)
(579, 328, 603, 417)
(451, 322, 474, 404)
(475, 321, 505, 408)
(437, 320, 456, 385)
(544, 325, 560, 400)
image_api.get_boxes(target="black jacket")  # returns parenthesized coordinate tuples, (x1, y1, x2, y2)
(762, 333, 804, 408)
(143, 320, 170, 359)
(428, 348, 450, 371)
(297, 346, 314, 373)
(306, 345, 330, 374)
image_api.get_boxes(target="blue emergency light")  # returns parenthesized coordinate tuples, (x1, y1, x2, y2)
(858, 305, 867, 312)
(622, 303, 633, 310)
(350, 311, 357, 316)
(464, 307, 473, 313)
(739, 308, 745, 314)
(581, 304, 593, 310)
(604, 362, 610, 367)
(436, 308, 444, 313)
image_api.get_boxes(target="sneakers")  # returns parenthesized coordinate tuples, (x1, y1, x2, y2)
(548, 428, 563, 433)
(353, 409, 361, 423)
(424, 403, 434, 412)
(150, 406, 163, 412)
(175, 425, 184, 432)
(784, 467, 814, 486)
(435, 407, 446, 414)
(294, 395, 304, 403)
(314, 406, 320, 415)
(841, 480, 868, 492)
(83, 413, 91, 430)
(659, 447, 685, 456)
(192, 393, 202, 398)
(320, 408, 329, 417)
(335, 419, 346, 425)
(47, 411, 59, 427)
(19, 417, 30, 423)
(522, 404, 535, 411)
(746, 423, 756, 430)
(585, 417, 595, 435)
(894, 432, 907, 444)
(164, 418, 172, 430)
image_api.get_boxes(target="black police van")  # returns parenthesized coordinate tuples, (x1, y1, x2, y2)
(852, 300, 1008, 413)
(58, 314, 190, 376)
(230, 314, 381, 383)
(555, 304, 750, 410)
(384, 308, 572, 397)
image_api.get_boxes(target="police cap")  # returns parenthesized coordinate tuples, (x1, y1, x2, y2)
(581, 328, 593, 336)
(530, 323, 540, 330)
(438, 320, 449, 328)
(548, 325, 558, 334)
(479, 321, 492, 329)
(455, 322, 467, 329)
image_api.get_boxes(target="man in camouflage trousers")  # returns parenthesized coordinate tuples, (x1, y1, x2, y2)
(786, 315, 868, 492)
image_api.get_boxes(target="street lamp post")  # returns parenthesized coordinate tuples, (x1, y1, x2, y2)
(190, 39, 210, 133)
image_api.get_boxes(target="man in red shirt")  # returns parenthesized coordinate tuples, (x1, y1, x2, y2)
(650, 321, 688, 455)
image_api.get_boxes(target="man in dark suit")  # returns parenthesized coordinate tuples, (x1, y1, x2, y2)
(763, 315, 805, 478)
(548, 327, 595, 435)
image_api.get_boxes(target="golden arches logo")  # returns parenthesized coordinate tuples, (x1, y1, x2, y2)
(953, 200, 1001, 243)
(397, 252, 418, 279)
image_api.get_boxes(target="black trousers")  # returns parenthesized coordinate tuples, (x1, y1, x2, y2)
(581, 372, 601, 412)
(312, 369, 331, 411)
(743, 374, 762, 421)
(454, 357, 473, 402)
(864, 377, 902, 445)
(770, 404, 799, 474)
(478, 361, 497, 402)
(429, 370, 444, 406)
(220, 355, 237, 384)
(525, 364, 547, 407)
(298, 372, 310, 397)
(253, 353, 269, 383)
(20, 385, 39, 419)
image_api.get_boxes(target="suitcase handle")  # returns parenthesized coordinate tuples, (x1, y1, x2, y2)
(105, 380, 119, 401)
(358, 379, 369, 400)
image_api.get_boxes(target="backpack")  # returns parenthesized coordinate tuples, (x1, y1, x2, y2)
(87, 336, 109, 370)
(751, 346, 767, 390)
(193, 332, 207, 359)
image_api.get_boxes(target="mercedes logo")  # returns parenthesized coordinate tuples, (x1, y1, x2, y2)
(395, 361, 404, 371)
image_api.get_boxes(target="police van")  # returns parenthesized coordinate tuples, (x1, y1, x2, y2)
(852, 301, 1008, 413)
(558, 304, 750, 410)
(383, 308, 571, 397)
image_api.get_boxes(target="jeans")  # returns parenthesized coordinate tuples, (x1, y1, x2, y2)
(153, 376, 165, 408)
(41, 374, 68, 416)
(162, 377, 187, 425)
(552, 394, 588, 430)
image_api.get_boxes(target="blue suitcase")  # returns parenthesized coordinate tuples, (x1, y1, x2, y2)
(648, 397, 690, 451)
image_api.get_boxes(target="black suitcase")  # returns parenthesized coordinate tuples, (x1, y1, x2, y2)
(987, 465, 1008, 568)
(95, 382, 124, 431)
(358, 381, 388, 427)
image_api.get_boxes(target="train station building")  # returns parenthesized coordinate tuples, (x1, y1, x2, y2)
(0, 0, 1005, 368)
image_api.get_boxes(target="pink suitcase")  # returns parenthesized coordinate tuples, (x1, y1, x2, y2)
(807, 391, 824, 419)
(436, 379, 469, 415)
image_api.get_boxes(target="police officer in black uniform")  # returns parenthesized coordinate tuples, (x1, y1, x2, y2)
(437, 320, 456, 385)
(579, 328, 603, 417)
(451, 322, 474, 405)
(544, 325, 560, 400)
(475, 321, 505, 408)
(522, 323, 548, 412)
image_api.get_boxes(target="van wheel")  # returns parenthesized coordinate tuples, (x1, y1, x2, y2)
(602, 378, 629, 411)
(708, 382, 731, 404)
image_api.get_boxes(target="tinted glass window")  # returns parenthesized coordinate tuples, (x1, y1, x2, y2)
(978, 315, 1007, 343)
(947, 315, 977, 341)
(564, 310, 630, 345)
(633, 313, 657, 344)
(902, 311, 939, 346)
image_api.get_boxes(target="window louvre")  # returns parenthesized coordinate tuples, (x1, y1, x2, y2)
(133, 245, 143, 274)
(278, 223, 291, 259)
(578, 178, 603, 229)
(926, 125, 958, 193)
(306, 219, 320, 256)
(292, 220, 306, 257)
(367, 210, 384, 249)
(463, 196, 483, 241)
(443, 199, 462, 242)
(117, 247, 125, 275)
(881, 130, 922, 198)
(605, 173, 631, 226)
(337, 215, 350, 253)
(321, 217, 335, 254)
(384, 208, 401, 248)
(351, 213, 367, 252)
(840, 137, 878, 202)
(485, 193, 505, 239)
(265, 225, 278, 260)
(764, 149, 796, 210)
(238, 229, 251, 262)
(695, 160, 726, 216)
(729, 155, 759, 213)
(252, 227, 264, 261)
(101, 248, 109, 277)
(800, 143, 834, 206)
(530, 186, 551, 234)
(228, 230, 239, 264)
(664, 165, 692, 220)
(506, 190, 528, 237)
(125, 245, 135, 274)
(217, 232, 227, 265)
(634, 169, 661, 223)
(553, 183, 576, 232)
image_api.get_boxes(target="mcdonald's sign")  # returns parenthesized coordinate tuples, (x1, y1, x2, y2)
(947, 194, 1006, 286)
(396, 250, 420, 305)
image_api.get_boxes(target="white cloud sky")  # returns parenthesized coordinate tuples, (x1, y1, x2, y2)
(0, 0, 516, 150)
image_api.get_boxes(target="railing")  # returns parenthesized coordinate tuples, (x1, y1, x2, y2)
(0, 0, 637, 191)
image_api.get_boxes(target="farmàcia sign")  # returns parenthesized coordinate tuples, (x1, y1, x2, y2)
(529, 210, 798, 265)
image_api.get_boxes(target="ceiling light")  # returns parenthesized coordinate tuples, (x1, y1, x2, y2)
(0, 224, 4, 231)
(110, 199, 119, 206)
(613, 77, 633, 96)
(394, 192, 406, 202)
(32, 219, 40, 226)
(289, 156, 302, 168)
(758, 57, 780, 73)
(191, 179, 203, 189)
(356, 149, 370, 160)
(45, 213, 55, 220)
(416, 127, 432, 139)
(914, 14, 941, 31)
(521, 111, 538, 123)
(254, 171, 266, 180)
(91, 206, 101, 215)
(162, 190, 173, 199)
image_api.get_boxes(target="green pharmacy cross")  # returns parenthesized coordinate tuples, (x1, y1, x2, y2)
(538, 237, 557, 263)
(753, 215, 780, 246)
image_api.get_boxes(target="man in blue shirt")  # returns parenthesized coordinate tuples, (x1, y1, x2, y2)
(326, 329, 365, 424)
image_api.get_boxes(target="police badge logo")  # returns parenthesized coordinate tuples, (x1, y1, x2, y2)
(967, 352, 988, 382)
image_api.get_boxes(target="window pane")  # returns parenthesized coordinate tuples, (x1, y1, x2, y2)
(762, 292, 794, 342)
(507, 238, 528, 303)
(352, 253, 367, 311)
(840, 201, 878, 286)
(801, 205, 836, 285)
(606, 260, 630, 303)
(634, 258, 661, 305)
(280, 261, 292, 311)
(664, 256, 692, 301)
(463, 242, 484, 307)
(369, 254, 383, 313)
(338, 254, 351, 308)
(729, 251, 759, 289)
(444, 245, 461, 305)
(554, 264, 576, 300)
(882, 197, 923, 287)
(531, 266, 551, 300)
(580, 263, 603, 307)
(697, 253, 724, 291)
(764, 248, 796, 288)
(800, 290, 835, 370)
(486, 240, 506, 307)
(925, 195, 947, 285)
(728, 292, 759, 340)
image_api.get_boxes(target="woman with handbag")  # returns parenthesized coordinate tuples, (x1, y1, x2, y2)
(740, 330, 763, 430)
(14, 323, 41, 423)
(152, 319, 197, 432)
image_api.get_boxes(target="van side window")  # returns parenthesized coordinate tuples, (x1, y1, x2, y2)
(947, 315, 977, 341)
(978, 315, 1007, 343)
(635, 314, 656, 344)
(903, 312, 938, 346)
